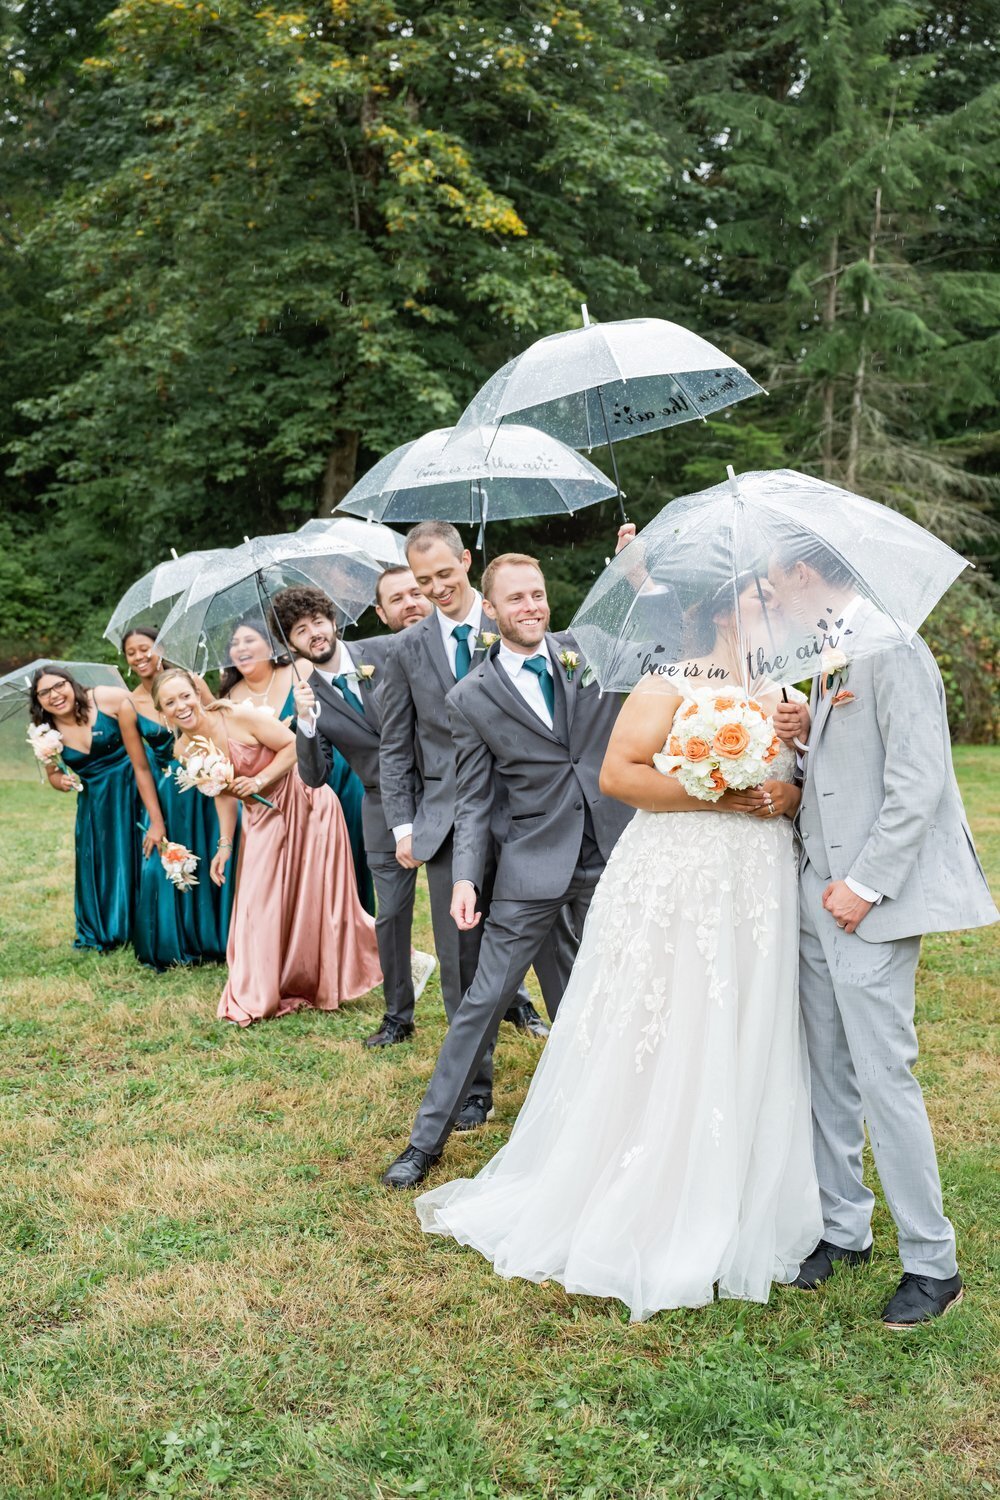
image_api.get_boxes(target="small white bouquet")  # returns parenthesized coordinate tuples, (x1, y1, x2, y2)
(653, 691, 781, 803)
(159, 839, 200, 892)
(27, 722, 83, 791)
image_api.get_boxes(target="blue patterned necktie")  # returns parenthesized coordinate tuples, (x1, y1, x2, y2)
(522, 655, 555, 718)
(332, 673, 365, 716)
(451, 623, 473, 680)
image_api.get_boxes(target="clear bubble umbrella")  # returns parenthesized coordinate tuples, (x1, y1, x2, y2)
(103, 548, 230, 650)
(297, 514, 408, 566)
(155, 533, 385, 674)
(451, 307, 766, 519)
(335, 422, 618, 542)
(0, 660, 127, 723)
(570, 467, 968, 696)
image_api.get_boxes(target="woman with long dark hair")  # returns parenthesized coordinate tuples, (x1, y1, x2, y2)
(153, 667, 381, 1025)
(220, 616, 374, 914)
(31, 665, 164, 952)
(122, 628, 237, 968)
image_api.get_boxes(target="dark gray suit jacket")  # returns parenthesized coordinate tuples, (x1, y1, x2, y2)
(296, 635, 400, 855)
(447, 631, 634, 901)
(378, 609, 489, 862)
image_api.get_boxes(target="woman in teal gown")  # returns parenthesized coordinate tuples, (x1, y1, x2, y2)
(122, 628, 238, 969)
(31, 665, 164, 952)
(218, 617, 374, 916)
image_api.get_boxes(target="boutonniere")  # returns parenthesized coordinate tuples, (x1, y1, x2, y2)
(821, 648, 850, 696)
(559, 649, 580, 680)
(832, 689, 856, 707)
(355, 664, 376, 686)
(478, 631, 499, 649)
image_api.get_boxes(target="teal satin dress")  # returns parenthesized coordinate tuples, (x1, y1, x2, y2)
(279, 687, 374, 915)
(61, 709, 140, 952)
(134, 714, 239, 969)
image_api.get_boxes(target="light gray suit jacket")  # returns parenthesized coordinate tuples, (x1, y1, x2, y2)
(798, 631, 997, 944)
(295, 635, 399, 854)
(378, 609, 489, 862)
(448, 632, 634, 901)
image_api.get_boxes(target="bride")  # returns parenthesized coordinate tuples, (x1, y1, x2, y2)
(416, 585, 823, 1321)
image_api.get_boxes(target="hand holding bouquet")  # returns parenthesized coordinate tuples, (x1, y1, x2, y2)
(174, 735, 274, 808)
(159, 839, 199, 892)
(27, 723, 83, 792)
(653, 692, 781, 803)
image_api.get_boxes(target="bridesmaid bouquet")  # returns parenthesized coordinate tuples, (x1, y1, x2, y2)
(653, 692, 781, 803)
(26, 723, 83, 791)
(159, 838, 199, 892)
(174, 735, 274, 808)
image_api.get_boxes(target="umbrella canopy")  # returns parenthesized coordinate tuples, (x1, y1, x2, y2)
(0, 660, 128, 724)
(335, 423, 618, 527)
(451, 314, 764, 453)
(297, 514, 408, 566)
(154, 532, 384, 673)
(103, 548, 230, 649)
(570, 468, 968, 695)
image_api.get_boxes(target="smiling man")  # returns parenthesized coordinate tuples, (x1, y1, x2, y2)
(381, 552, 634, 1188)
(271, 576, 435, 1049)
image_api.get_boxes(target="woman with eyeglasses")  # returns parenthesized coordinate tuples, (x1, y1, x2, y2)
(30, 665, 165, 952)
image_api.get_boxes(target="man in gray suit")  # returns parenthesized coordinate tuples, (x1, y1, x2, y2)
(382, 551, 634, 1188)
(274, 577, 436, 1049)
(770, 539, 998, 1328)
(379, 520, 559, 1133)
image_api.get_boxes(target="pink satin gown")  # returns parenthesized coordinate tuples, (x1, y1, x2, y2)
(218, 740, 382, 1026)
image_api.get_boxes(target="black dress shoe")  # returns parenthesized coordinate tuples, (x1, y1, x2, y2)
(453, 1094, 495, 1132)
(381, 1145, 441, 1189)
(882, 1271, 963, 1329)
(503, 1001, 549, 1039)
(792, 1239, 873, 1289)
(364, 1016, 415, 1048)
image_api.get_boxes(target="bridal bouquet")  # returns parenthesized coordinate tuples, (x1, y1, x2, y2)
(174, 735, 274, 808)
(26, 723, 83, 791)
(653, 692, 781, 803)
(159, 838, 199, 892)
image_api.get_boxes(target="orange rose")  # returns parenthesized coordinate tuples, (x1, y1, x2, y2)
(713, 722, 750, 758)
(747, 699, 763, 713)
(684, 737, 711, 762)
(714, 696, 736, 712)
(709, 768, 727, 792)
(683, 703, 699, 718)
(668, 735, 682, 755)
(164, 845, 186, 863)
(764, 736, 780, 762)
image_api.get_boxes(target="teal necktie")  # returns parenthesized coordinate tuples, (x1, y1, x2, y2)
(332, 673, 365, 716)
(451, 623, 473, 680)
(522, 655, 555, 719)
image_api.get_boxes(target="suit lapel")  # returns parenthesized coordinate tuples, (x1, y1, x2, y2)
(312, 669, 379, 739)
(419, 615, 456, 698)
(482, 651, 563, 746)
(549, 633, 577, 739)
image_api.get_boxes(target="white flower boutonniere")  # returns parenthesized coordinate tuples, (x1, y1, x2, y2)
(478, 631, 500, 649)
(356, 664, 376, 686)
(559, 649, 581, 680)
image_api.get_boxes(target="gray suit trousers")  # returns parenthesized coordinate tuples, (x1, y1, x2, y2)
(799, 858, 957, 1278)
(367, 851, 418, 1028)
(410, 867, 601, 1156)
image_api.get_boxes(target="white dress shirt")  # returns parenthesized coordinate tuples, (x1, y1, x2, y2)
(296, 642, 357, 740)
(437, 590, 483, 676)
(497, 637, 554, 730)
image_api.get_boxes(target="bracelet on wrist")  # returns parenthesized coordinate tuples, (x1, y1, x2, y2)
(217, 838, 233, 850)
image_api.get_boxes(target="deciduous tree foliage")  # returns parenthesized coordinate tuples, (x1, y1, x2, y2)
(2, 1, 998, 733)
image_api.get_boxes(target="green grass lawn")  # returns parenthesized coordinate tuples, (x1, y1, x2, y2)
(0, 750, 997, 1499)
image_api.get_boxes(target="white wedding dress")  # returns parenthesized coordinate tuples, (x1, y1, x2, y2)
(416, 692, 823, 1322)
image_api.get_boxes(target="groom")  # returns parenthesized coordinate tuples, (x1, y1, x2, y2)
(769, 539, 998, 1328)
(381, 552, 634, 1188)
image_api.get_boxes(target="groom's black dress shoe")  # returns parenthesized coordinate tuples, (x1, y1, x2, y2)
(381, 1146, 441, 1189)
(882, 1271, 963, 1329)
(504, 1001, 549, 1039)
(364, 1017, 415, 1048)
(453, 1094, 494, 1132)
(792, 1239, 873, 1290)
